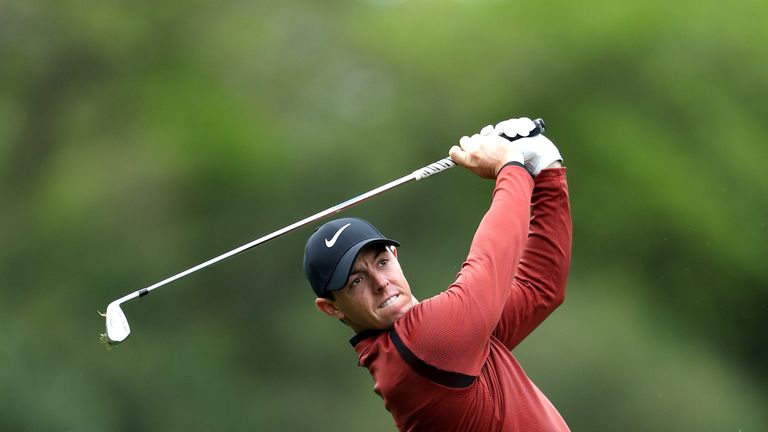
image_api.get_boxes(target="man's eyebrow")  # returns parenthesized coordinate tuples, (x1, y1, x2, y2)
(348, 265, 369, 280)
(348, 248, 389, 277)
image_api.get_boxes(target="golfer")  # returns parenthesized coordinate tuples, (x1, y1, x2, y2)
(304, 117, 572, 431)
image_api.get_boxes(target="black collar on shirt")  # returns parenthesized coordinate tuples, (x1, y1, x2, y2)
(349, 329, 386, 347)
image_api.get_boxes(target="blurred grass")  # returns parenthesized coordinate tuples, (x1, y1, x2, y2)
(1, 0, 766, 430)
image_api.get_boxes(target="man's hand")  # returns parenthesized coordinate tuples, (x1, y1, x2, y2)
(486, 117, 563, 176)
(449, 133, 524, 179)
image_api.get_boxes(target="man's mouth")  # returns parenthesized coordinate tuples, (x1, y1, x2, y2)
(378, 294, 400, 309)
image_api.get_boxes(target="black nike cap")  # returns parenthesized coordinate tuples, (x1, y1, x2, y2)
(303, 217, 399, 298)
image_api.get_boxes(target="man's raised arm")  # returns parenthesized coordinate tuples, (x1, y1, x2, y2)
(493, 165, 572, 350)
(393, 124, 537, 377)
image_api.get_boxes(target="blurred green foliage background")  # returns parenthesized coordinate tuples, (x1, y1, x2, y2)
(2, 0, 766, 430)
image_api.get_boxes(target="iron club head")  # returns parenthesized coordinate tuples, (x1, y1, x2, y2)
(105, 300, 131, 344)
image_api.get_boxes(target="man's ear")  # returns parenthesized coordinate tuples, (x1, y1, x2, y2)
(315, 297, 344, 320)
(389, 245, 398, 258)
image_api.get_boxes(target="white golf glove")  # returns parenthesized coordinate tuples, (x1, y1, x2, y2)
(479, 117, 562, 176)
(450, 133, 524, 179)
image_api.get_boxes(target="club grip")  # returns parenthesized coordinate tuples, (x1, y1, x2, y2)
(413, 118, 546, 182)
(412, 158, 456, 181)
(500, 118, 546, 142)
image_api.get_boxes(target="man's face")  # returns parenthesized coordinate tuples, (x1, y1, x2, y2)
(316, 245, 417, 333)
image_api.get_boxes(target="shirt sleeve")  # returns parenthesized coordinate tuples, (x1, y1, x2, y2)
(492, 167, 572, 350)
(393, 164, 534, 376)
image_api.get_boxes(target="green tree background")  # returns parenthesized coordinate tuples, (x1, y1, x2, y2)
(1, 0, 766, 430)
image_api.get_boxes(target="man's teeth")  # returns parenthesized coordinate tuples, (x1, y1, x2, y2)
(379, 294, 399, 308)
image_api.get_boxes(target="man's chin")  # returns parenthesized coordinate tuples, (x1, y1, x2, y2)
(399, 295, 418, 314)
(387, 300, 415, 324)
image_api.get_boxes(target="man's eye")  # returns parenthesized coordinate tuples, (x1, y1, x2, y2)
(351, 277, 362, 286)
(379, 259, 388, 267)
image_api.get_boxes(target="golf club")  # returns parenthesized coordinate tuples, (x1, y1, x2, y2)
(102, 118, 545, 345)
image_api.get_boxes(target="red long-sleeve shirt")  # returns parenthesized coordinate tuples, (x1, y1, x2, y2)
(351, 165, 572, 432)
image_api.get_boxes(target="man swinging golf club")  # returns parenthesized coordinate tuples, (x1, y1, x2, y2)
(304, 116, 572, 431)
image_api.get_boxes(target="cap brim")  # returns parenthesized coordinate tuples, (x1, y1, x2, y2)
(325, 238, 400, 293)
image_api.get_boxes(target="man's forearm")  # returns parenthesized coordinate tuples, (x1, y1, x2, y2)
(491, 167, 572, 350)
(459, 165, 535, 328)
(525, 167, 571, 299)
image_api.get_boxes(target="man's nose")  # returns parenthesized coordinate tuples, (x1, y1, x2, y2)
(372, 272, 389, 291)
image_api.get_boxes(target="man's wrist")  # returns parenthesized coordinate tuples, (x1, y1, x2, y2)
(498, 161, 534, 179)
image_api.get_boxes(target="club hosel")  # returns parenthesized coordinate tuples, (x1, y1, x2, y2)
(115, 290, 142, 305)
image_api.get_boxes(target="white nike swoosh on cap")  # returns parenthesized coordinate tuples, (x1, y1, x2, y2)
(325, 223, 352, 248)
